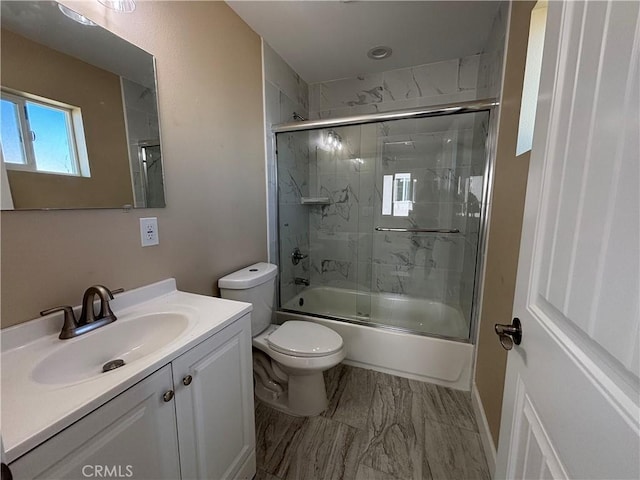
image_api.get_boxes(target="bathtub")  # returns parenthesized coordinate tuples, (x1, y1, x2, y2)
(278, 286, 474, 390)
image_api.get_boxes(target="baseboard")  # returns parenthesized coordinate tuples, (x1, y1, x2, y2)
(233, 448, 256, 480)
(471, 383, 497, 477)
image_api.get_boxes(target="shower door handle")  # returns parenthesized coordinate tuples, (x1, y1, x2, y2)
(494, 318, 522, 350)
(375, 226, 460, 234)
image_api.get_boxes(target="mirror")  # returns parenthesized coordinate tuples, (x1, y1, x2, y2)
(0, 1, 165, 210)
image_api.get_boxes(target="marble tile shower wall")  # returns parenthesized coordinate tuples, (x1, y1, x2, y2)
(458, 1, 508, 324)
(277, 131, 311, 304)
(366, 118, 482, 309)
(476, 1, 509, 99)
(308, 54, 481, 120)
(458, 114, 490, 324)
(263, 43, 310, 303)
(304, 114, 488, 317)
(306, 126, 371, 293)
(122, 78, 159, 207)
(302, 57, 491, 323)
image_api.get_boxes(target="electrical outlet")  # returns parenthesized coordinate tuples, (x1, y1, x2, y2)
(140, 217, 159, 247)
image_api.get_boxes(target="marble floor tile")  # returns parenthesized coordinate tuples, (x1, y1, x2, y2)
(374, 369, 412, 394)
(423, 419, 490, 480)
(360, 383, 426, 480)
(324, 364, 348, 404)
(256, 365, 489, 480)
(355, 463, 406, 480)
(255, 402, 308, 478)
(284, 416, 363, 480)
(255, 468, 283, 480)
(408, 379, 478, 432)
(323, 365, 377, 430)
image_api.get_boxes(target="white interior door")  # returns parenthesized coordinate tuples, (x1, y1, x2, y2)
(495, 1, 640, 479)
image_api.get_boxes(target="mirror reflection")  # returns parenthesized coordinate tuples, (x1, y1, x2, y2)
(0, 1, 165, 210)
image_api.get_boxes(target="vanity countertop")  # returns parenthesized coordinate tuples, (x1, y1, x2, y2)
(0, 279, 252, 463)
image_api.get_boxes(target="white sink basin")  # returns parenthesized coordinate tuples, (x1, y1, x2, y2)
(31, 312, 189, 385)
(2, 279, 253, 463)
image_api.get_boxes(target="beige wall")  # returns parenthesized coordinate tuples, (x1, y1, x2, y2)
(2, 29, 133, 209)
(1, 1, 266, 327)
(475, 1, 535, 446)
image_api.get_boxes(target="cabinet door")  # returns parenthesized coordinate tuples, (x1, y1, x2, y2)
(9, 365, 180, 480)
(173, 315, 255, 480)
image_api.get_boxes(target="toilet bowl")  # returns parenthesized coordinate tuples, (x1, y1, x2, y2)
(219, 262, 345, 416)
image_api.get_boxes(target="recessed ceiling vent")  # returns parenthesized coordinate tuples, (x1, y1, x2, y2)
(367, 46, 392, 60)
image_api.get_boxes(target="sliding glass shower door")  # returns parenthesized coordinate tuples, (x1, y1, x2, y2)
(276, 110, 490, 341)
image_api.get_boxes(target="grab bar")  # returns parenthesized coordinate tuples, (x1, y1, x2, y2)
(375, 226, 460, 234)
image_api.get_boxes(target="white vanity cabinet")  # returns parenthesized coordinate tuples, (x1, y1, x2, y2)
(8, 315, 255, 480)
(173, 312, 256, 480)
(9, 365, 181, 479)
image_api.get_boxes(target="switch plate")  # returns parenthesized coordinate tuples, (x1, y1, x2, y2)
(140, 217, 159, 247)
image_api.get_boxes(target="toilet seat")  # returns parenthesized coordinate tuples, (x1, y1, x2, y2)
(267, 321, 343, 357)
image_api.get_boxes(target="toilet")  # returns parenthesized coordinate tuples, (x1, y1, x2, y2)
(219, 262, 345, 416)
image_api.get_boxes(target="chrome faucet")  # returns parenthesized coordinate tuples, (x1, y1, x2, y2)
(294, 277, 310, 286)
(40, 285, 123, 339)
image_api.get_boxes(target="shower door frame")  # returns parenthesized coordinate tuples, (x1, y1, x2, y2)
(271, 98, 499, 343)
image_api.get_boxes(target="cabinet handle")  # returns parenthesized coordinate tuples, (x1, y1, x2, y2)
(182, 374, 193, 386)
(162, 390, 174, 402)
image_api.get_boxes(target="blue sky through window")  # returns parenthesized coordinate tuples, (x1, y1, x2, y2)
(26, 102, 75, 174)
(1, 99, 26, 165)
(1, 94, 79, 175)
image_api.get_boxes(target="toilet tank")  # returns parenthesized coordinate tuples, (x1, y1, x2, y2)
(218, 263, 278, 336)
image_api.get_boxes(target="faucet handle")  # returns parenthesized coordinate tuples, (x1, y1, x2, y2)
(92, 285, 118, 320)
(40, 306, 78, 339)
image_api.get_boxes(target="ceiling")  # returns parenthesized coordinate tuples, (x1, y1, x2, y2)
(1, 1, 155, 88)
(227, 1, 502, 84)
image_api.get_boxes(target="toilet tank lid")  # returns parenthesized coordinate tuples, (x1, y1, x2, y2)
(218, 263, 278, 289)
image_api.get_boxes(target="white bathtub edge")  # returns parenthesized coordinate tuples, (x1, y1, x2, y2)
(277, 311, 473, 391)
(471, 382, 497, 477)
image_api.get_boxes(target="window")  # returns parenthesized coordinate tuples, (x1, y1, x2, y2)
(516, 1, 548, 156)
(0, 90, 90, 176)
(382, 173, 416, 217)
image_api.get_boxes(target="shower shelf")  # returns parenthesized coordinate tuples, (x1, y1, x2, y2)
(300, 197, 331, 205)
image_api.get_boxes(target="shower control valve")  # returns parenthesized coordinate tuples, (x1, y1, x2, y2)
(291, 247, 308, 265)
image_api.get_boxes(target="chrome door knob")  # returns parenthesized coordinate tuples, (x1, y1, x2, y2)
(494, 318, 522, 350)
(182, 375, 193, 386)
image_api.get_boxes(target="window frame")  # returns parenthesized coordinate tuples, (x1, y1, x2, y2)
(1, 89, 89, 177)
